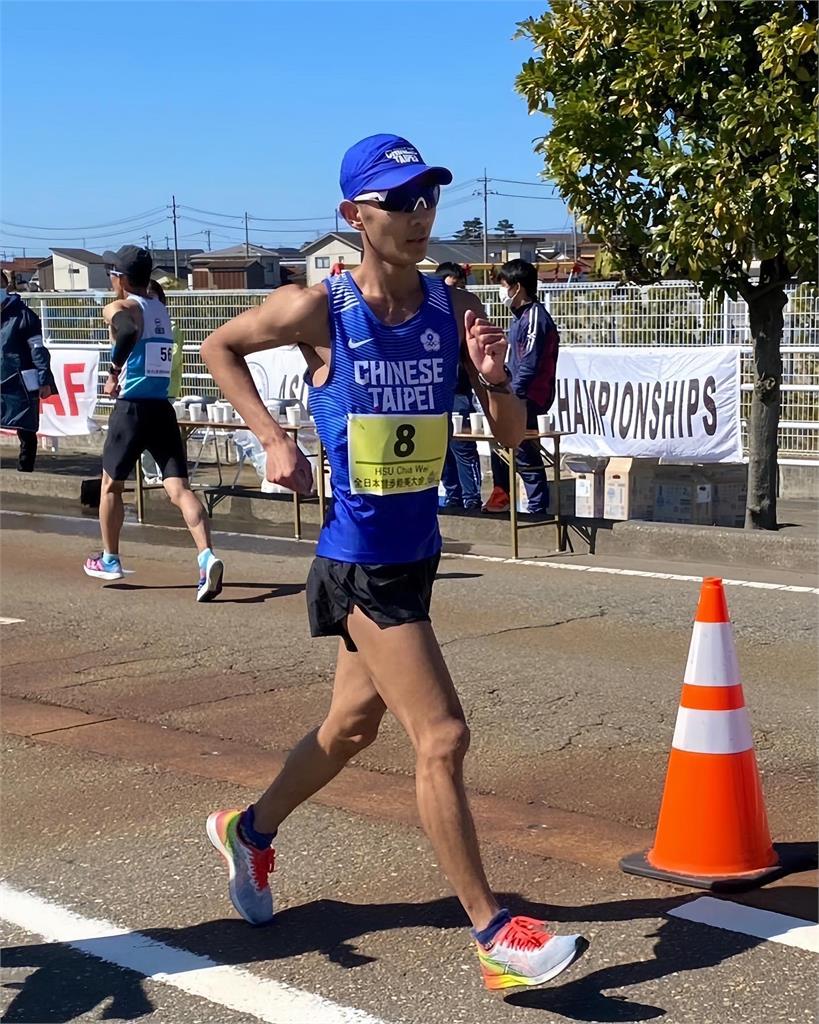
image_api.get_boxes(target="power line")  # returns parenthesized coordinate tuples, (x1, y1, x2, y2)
(247, 213, 335, 223)
(0, 207, 168, 231)
(179, 204, 333, 223)
(490, 178, 556, 188)
(491, 192, 564, 201)
(0, 216, 171, 243)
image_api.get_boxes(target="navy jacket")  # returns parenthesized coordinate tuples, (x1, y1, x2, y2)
(507, 300, 559, 412)
(1, 294, 56, 432)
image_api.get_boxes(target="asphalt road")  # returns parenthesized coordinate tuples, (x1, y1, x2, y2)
(1, 508, 816, 1024)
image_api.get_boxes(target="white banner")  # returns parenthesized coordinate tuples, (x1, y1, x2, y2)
(553, 347, 742, 462)
(246, 345, 309, 407)
(39, 347, 100, 436)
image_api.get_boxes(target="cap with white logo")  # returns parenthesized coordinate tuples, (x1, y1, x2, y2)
(340, 134, 453, 200)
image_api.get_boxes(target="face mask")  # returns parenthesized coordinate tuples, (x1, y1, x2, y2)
(498, 285, 516, 309)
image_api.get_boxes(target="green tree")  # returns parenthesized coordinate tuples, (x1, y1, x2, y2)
(455, 217, 484, 240)
(516, 0, 818, 529)
(495, 218, 516, 237)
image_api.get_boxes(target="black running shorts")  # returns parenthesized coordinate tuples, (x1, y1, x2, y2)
(306, 553, 441, 652)
(102, 399, 188, 481)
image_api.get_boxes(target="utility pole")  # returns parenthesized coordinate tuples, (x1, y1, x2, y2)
(165, 234, 170, 249)
(144, 233, 152, 251)
(171, 195, 179, 278)
(482, 168, 489, 274)
(244, 212, 250, 256)
(334, 209, 339, 232)
(204, 229, 211, 251)
(571, 211, 578, 262)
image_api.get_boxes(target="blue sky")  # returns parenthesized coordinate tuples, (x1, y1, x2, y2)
(1, 0, 566, 257)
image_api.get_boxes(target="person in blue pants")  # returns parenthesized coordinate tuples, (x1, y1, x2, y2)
(436, 263, 483, 511)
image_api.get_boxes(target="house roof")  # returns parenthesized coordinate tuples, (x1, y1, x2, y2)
(148, 248, 204, 264)
(301, 232, 363, 255)
(195, 258, 264, 271)
(1, 258, 46, 273)
(275, 247, 307, 262)
(190, 243, 280, 262)
(423, 240, 486, 265)
(50, 248, 106, 264)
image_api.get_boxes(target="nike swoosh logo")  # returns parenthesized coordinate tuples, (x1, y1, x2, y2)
(347, 338, 372, 349)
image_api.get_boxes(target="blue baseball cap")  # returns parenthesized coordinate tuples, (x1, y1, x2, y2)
(340, 134, 453, 200)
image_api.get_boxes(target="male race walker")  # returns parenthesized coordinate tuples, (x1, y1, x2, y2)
(201, 136, 587, 989)
(83, 245, 224, 601)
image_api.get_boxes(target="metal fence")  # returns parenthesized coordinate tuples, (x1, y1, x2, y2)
(22, 282, 819, 463)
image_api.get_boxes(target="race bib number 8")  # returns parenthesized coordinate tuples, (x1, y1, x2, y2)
(348, 413, 448, 497)
(145, 342, 173, 378)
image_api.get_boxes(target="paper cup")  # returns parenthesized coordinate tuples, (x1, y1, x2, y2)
(208, 405, 219, 423)
(286, 405, 301, 427)
(188, 403, 203, 421)
(481, 414, 491, 436)
(451, 414, 463, 434)
(469, 413, 483, 434)
(173, 401, 185, 421)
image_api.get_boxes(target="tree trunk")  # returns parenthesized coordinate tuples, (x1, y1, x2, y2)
(744, 284, 787, 530)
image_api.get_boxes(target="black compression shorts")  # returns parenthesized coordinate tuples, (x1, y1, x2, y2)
(306, 553, 440, 652)
(102, 399, 188, 481)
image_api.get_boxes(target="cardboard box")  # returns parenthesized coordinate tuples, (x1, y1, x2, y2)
(704, 464, 747, 527)
(515, 475, 575, 516)
(567, 458, 608, 519)
(653, 468, 713, 525)
(604, 458, 657, 520)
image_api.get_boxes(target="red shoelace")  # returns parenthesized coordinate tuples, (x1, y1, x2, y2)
(498, 916, 553, 951)
(249, 846, 275, 890)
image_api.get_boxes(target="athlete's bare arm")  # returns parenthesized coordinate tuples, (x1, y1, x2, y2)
(102, 299, 144, 398)
(201, 284, 331, 493)
(451, 288, 526, 447)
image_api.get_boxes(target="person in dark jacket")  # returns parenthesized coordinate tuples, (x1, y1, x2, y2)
(0, 271, 56, 471)
(482, 259, 559, 515)
(436, 262, 483, 511)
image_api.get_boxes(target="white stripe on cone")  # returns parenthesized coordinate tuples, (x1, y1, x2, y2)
(672, 706, 754, 755)
(683, 622, 740, 688)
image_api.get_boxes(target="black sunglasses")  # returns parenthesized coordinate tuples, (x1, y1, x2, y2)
(354, 182, 440, 213)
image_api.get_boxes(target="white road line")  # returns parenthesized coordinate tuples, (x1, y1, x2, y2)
(3, 507, 818, 594)
(0, 617, 24, 625)
(669, 896, 819, 953)
(0, 883, 388, 1024)
(441, 551, 819, 595)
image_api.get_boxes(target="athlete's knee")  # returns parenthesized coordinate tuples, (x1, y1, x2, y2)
(321, 709, 382, 759)
(101, 474, 124, 495)
(163, 477, 192, 506)
(416, 716, 471, 770)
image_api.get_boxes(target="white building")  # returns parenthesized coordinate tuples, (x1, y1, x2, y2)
(47, 249, 109, 291)
(302, 233, 363, 287)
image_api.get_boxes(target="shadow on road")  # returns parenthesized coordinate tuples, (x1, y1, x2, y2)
(104, 581, 306, 605)
(434, 571, 483, 581)
(1, 941, 153, 1022)
(5, 885, 809, 1023)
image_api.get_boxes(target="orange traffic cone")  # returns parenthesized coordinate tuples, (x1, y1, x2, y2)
(621, 577, 780, 890)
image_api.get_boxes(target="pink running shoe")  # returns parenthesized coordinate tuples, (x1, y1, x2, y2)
(475, 915, 587, 990)
(83, 553, 124, 581)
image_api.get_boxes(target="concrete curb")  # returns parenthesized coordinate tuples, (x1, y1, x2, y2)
(596, 519, 819, 573)
(2, 464, 816, 574)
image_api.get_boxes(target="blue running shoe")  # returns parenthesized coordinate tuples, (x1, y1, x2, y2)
(206, 809, 275, 925)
